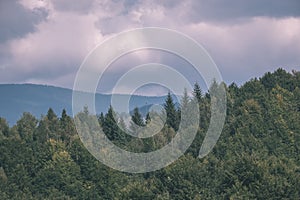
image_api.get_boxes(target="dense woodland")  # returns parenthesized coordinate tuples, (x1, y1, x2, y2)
(0, 68, 299, 199)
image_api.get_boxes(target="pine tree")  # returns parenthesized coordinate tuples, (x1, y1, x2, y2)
(193, 82, 202, 103)
(130, 107, 145, 136)
(98, 112, 105, 126)
(180, 88, 192, 128)
(46, 108, 59, 134)
(60, 109, 75, 142)
(131, 107, 145, 127)
(102, 106, 120, 141)
(16, 112, 38, 141)
(181, 88, 190, 112)
(47, 108, 57, 121)
(164, 92, 178, 131)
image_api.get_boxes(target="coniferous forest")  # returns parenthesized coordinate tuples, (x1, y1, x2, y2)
(0, 68, 299, 199)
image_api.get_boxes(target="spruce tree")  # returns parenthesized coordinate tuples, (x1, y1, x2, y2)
(102, 106, 120, 141)
(193, 82, 202, 103)
(98, 112, 105, 126)
(131, 107, 145, 127)
(60, 109, 75, 142)
(164, 92, 178, 131)
(130, 107, 144, 135)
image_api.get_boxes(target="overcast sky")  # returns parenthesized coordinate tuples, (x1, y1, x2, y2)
(0, 0, 299, 95)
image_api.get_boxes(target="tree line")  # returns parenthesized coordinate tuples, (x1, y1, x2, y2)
(0, 68, 299, 199)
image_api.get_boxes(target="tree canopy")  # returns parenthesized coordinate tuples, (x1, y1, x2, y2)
(0, 68, 299, 199)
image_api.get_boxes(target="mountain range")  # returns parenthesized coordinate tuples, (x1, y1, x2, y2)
(0, 84, 175, 126)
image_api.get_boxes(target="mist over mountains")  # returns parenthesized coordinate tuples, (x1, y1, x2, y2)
(0, 84, 174, 125)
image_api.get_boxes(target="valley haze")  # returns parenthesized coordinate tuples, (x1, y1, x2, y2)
(0, 84, 174, 126)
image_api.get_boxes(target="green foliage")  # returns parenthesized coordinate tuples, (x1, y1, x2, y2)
(0, 117, 9, 138)
(193, 82, 202, 103)
(131, 107, 145, 127)
(16, 112, 38, 141)
(0, 68, 299, 199)
(102, 105, 120, 141)
(164, 92, 179, 131)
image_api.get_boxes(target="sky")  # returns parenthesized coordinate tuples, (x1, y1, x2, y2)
(0, 0, 300, 95)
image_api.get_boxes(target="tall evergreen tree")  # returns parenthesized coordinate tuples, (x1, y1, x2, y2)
(164, 92, 178, 131)
(102, 106, 120, 141)
(60, 109, 75, 142)
(131, 107, 145, 127)
(16, 112, 38, 141)
(180, 88, 194, 128)
(130, 107, 145, 135)
(98, 112, 105, 126)
(181, 88, 190, 111)
(193, 82, 202, 103)
(46, 108, 59, 134)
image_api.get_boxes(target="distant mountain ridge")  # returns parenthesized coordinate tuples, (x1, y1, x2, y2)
(0, 84, 174, 125)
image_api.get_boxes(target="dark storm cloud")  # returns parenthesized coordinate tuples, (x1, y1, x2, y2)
(0, 0, 299, 94)
(51, 0, 95, 13)
(0, 0, 48, 43)
(184, 0, 300, 23)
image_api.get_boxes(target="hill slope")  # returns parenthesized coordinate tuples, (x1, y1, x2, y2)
(0, 68, 299, 199)
(0, 84, 171, 125)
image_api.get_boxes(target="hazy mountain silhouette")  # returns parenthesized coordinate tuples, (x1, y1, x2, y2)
(0, 84, 176, 125)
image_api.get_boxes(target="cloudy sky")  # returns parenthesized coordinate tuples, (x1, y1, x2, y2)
(0, 0, 299, 95)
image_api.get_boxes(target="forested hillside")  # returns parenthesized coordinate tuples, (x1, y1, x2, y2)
(0, 68, 299, 199)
